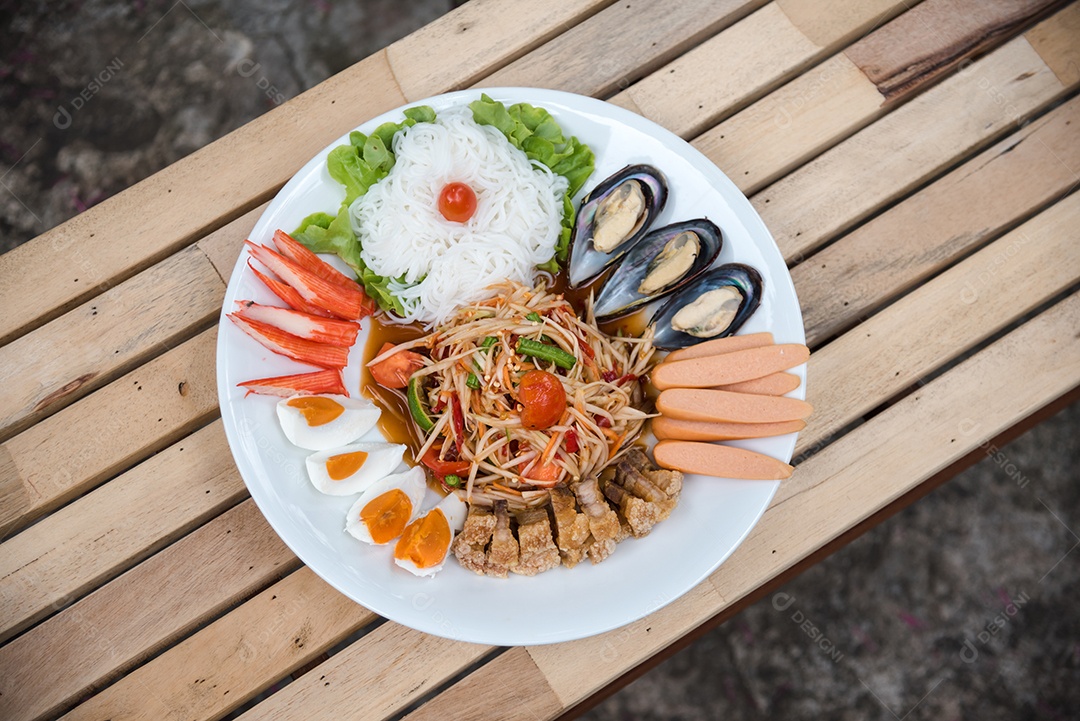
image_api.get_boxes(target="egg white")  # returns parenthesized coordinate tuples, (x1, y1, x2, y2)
(394, 492, 468, 577)
(276, 394, 381, 451)
(306, 442, 406, 496)
(345, 466, 428, 545)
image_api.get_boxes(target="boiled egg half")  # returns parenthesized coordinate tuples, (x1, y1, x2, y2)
(345, 466, 428, 545)
(306, 442, 406, 496)
(277, 394, 381, 451)
(393, 493, 468, 577)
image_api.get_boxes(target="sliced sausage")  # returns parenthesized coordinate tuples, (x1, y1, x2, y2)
(656, 388, 813, 423)
(653, 440, 793, 480)
(652, 344, 809, 390)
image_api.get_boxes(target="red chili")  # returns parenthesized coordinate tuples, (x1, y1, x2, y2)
(616, 373, 638, 386)
(595, 415, 612, 429)
(578, 338, 596, 360)
(565, 428, 579, 453)
(602, 370, 618, 383)
(450, 394, 466, 452)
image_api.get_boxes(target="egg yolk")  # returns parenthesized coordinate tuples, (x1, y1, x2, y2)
(360, 489, 413, 544)
(325, 450, 369, 481)
(394, 509, 451, 569)
(287, 396, 345, 427)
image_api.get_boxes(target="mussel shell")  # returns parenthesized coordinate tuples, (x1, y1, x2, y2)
(568, 164, 668, 288)
(649, 263, 764, 350)
(593, 218, 723, 322)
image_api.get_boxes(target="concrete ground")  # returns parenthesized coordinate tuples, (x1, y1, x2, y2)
(2, 2, 1077, 719)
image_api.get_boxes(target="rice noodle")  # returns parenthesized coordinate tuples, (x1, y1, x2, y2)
(352, 108, 567, 326)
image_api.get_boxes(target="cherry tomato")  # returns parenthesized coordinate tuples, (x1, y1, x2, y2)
(518, 370, 567, 430)
(369, 342, 425, 389)
(438, 182, 477, 223)
(421, 443, 471, 480)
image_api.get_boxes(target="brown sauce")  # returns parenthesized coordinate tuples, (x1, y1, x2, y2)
(360, 319, 425, 456)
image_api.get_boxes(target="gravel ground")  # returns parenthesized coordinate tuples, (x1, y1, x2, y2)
(2, 2, 1077, 719)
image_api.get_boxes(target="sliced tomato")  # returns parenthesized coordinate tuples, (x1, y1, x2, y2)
(369, 342, 425, 389)
(518, 370, 567, 430)
(421, 444, 471, 481)
(522, 459, 562, 487)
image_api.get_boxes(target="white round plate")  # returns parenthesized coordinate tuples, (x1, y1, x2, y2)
(217, 88, 805, 646)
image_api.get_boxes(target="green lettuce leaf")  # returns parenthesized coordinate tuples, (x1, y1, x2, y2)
(469, 94, 595, 261)
(292, 105, 435, 313)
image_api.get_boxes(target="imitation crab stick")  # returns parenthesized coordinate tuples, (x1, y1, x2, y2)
(656, 388, 813, 424)
(247, 262, 336, 318)
(272, 230, 351, 287)
(653, 440, 793, 480)
(651, 344, 809, 390)
(237, 369, 347, 397)
(663, 332, 774, 363)
(233, 301, 360, 347)
(652, 416, 806, 442)
(246, 241, 369, 320)
(272, 230, 378, 317)
(715, 371, 801, 396)
(228, 314, 350, 369)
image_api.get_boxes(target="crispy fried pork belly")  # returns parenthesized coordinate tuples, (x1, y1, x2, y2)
(452, 504, 495, 576)
(549, 484, 590, 568)
(617, 452, 681, 520)
(512, 506, 560, 576)
(603, 479, 661, 538)
(571, 476, 620, 563)
(485, 500, 519, 578)
(624, 447, 683, 499)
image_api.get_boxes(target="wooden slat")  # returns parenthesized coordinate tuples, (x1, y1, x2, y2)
(793, 190, 1080, 461)
(194, 203, 263, 285)
(0, 199, 252, 443)
(1011, 0, 1080, 85)
(236, 624, 492, 721)
(695, 53, 885, 195)
(0, 53, 405, 347)
(63, 567, 376, 721)
(796, 94, 1080, 345)
(755, 6, 1080, 260)
(401, 648, 564, 721)
(0, 329, 219, 538)
(479, 0, 768, 97)
(0, 421, 243, 645)
(0, 500, 298, 721)
(525, 289, 1080, 710)
(845, 0, 1064, 99)
(387, 0, 617, 100)
(693, 0, 1070, 194)
(0, 244, 222, 441)
(608, 0, 908, 138)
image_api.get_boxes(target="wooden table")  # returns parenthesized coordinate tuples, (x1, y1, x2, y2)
(1, 0, 1078, 718)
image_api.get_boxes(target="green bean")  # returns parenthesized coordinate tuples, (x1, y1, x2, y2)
(516, 337, 577, 370)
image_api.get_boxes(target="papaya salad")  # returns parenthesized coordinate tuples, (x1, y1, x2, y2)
(228, 93, 803, 579)
(367, 281, 656, 509)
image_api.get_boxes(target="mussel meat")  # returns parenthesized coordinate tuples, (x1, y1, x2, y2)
(568, 164, 668, 287)
(650, 263, 763, 350)
(592, 219, 723, 322)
